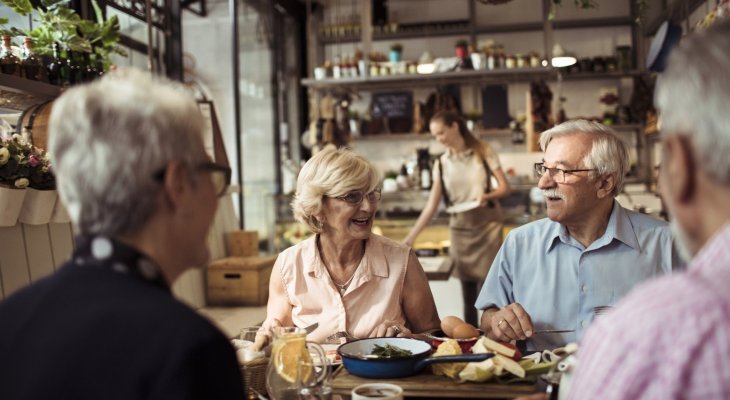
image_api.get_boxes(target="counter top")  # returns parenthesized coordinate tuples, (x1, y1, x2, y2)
(197, 306, 267, 339)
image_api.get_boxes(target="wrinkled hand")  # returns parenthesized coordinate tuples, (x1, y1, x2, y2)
(253, 318, 281, 351)
(491, 303, 534, 341)
(479, 194, 491, 207)
(374, 320, 412, 338)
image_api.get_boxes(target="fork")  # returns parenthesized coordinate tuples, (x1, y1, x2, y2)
(325, 331, 356, 343)
(593, 305, 614, 316)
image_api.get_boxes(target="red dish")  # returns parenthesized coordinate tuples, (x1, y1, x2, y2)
(425, 329, 484, 353)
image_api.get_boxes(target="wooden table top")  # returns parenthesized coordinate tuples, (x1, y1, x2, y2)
(331, 367, 539, 399)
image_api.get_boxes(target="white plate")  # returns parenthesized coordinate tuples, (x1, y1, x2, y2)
(322, 344, 342, 366)
(445, 200, 480, 214)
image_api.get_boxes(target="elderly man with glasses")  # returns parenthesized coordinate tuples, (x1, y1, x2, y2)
(475, 119, 682, 351)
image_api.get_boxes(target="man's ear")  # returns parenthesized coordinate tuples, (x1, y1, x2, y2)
(595, 173, 616, 199)
(663, 135, 696, 205)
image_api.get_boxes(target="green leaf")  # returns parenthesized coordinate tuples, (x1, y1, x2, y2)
(0, 17, 8, 25)
(0, 0, 33, 16)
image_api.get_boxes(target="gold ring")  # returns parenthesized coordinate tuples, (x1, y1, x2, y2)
(392, 325, 401, 333)
(498, 319, 505, 327)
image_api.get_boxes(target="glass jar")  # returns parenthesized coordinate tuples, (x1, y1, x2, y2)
(266, 327, 330, 400)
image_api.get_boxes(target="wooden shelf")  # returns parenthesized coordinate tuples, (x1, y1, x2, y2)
(352, 129, 512, 142)
(302, 67, 553, 91)
(302, 68, 644, 91)
(0, 74, 61, 112)
(319, 17, 636, 45)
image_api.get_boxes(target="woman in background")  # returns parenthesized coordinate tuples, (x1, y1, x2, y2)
(404, 110, 510, 326)
(262, 148, 440, 342)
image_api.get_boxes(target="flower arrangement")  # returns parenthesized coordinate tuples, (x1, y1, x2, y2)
(0, 134, 55, 190)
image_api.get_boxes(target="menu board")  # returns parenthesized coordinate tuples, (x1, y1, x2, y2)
(372, 91, 413, 119)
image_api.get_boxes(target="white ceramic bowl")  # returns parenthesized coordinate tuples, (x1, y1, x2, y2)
(352, 383, 404, 400)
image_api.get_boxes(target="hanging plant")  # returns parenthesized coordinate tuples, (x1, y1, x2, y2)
(0, 0, 33, 16)
(549, 0, 598, 20)
(1, 0, 125, 69)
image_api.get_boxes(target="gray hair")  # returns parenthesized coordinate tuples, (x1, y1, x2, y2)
(48, 69, 206, 236)
(656, 21, 730, 186)
(292, 147, 380, 233)
(539, 119, 629, 196)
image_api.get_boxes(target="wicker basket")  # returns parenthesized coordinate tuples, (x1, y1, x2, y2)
(242, 357, 269, 400)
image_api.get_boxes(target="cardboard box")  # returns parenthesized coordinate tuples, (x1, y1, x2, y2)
(227, 230, 259, 257)
(207, 255, 277, 306)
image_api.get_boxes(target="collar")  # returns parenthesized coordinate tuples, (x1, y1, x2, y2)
(445, 147, 474, 159)
(303, 235, 389, 279)
(72, 235, 168, 289)
(546, 201, 638, 253)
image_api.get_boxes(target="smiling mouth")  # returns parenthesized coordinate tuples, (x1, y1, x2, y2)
(351, 217, 371, 226)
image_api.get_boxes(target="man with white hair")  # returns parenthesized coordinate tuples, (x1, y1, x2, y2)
(0, 69, 243, 399)
(567, 21, 730, 399)
(476, 119, 682, 351)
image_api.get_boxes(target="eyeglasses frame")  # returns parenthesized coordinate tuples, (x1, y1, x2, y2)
(331, 189, 382, 205)
(534, 162, 597, 183)
(153, 161, 232, 197)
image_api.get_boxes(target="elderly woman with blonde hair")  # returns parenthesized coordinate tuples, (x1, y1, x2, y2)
(262, 148, 440, 342)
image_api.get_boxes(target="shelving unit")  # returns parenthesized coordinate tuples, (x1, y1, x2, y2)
(318, 15, 636, 45)
(302, 68, 642, 91)
(0, 74, 61, 112)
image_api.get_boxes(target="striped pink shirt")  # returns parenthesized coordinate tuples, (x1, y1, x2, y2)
(568, 224, 730, 399)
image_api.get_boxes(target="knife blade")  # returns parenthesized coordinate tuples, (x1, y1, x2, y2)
(533, 329, 575, 334)
(302, 322, 319, 334)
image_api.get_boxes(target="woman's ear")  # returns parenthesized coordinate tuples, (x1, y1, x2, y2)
(161, 160, 189, 211)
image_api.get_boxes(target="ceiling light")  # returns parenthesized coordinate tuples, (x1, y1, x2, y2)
(551, 44, 577, 68)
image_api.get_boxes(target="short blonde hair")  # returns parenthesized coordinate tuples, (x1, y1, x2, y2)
(292, 148, 381, 233)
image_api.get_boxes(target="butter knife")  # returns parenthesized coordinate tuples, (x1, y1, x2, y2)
(301, 322, 319, 334)
(533, 329, 574, 334)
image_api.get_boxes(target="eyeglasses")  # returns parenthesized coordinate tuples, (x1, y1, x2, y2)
(332, 189, 382, 205)
(534, 163, 596, 184)
(154, 161, 231, 197)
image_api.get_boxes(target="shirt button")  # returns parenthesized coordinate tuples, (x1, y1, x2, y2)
(581, 285, 587, 293)
(581, 320, 587, 327)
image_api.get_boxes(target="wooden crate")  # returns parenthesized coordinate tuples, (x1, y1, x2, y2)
(227, 230, 259, 257)
(206, 255, 277, 306)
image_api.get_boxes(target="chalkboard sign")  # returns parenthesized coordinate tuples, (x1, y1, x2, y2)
(372, 91, 413, 119)
(481, 84, 510, 129)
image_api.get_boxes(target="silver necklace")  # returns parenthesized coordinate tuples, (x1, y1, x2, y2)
(333, 271, 357, 295)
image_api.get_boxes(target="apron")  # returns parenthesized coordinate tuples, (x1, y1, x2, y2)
(449, 203, 503, 282)
(436, 154, 503, 282)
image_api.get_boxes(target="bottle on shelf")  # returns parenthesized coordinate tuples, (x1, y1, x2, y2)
(21, 37, 48, 82)
(1, 35, 23, 77)
(66, 50, 83, 85)
(47, 43, 70, 86)
(416, 148, 432, 190)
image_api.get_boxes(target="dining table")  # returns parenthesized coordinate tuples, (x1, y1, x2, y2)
(329, 365, 540, 399)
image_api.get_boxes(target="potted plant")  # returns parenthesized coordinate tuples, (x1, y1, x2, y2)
(18, 143, 57, 225)
(0, 134, 31, 226)
(1, 0, 125, 75)
(389, 43, 403, 63)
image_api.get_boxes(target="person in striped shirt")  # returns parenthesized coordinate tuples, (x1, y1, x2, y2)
(566, 20, 730, 400)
